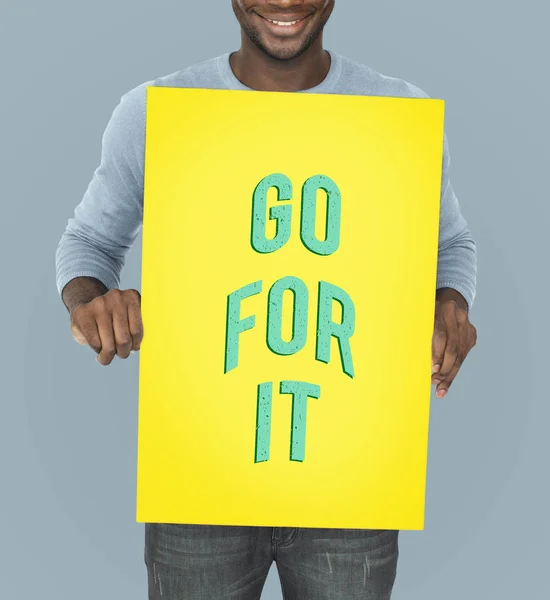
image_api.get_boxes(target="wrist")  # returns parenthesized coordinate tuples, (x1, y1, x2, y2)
(62, 276, 109, 313)
(436, 287, 468, 313)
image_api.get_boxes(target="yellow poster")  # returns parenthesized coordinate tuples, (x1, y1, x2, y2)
(137, 87, 444, 530)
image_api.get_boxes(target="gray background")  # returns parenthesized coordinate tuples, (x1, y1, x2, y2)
(1, 0, 548, 598)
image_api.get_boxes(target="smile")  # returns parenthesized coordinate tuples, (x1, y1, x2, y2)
(265, 18, 304, 27)
(256, 12, 312, 34)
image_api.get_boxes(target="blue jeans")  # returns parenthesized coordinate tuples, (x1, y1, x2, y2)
(145, 524, 399, 599)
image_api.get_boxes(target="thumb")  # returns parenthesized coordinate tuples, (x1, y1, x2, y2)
(431, 308, 446, 375)
(71, 320, 88, 345)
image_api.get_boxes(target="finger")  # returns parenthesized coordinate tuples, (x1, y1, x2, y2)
(95, 311, 117, 366)
(70, 306, 89, 345)
(435, 358, 462, 398)
(436, 323, 476, 394)
(467, 322, 478, 351)
(433, 320, 471, 395)
(71, 321, 87, 345)
(72, 312, 102, 354)
(435, 380, 451, 398)
(432, 314, 447, 373)
(436, 304, 461, 380)
(127, 295, 144, 351)
(112, 303, 133, 359)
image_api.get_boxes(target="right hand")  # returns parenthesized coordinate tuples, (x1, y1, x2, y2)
(70, 289, 144, 366)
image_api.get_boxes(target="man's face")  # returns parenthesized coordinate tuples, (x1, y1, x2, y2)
(232, 1, 335, 61)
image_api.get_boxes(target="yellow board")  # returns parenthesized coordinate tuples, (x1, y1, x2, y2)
(137, 87, 444, 530)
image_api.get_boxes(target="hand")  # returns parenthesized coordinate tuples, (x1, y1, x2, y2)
(70, 289, 144, 366)
(431, 292, 477, 398)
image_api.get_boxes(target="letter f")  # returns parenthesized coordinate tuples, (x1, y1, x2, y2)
(224, 281, 262, 373)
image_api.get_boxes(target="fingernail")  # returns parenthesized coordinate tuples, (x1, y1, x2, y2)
(433, 364, 441, 373)
(437, 389, 446, 398)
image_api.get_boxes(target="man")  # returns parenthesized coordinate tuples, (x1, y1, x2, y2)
(56, 1, 478, 598)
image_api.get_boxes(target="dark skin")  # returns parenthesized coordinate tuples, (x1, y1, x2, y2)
(230, 0, 334, 91)
(433, 288, 477, 398)
(64, 0, 477, 398)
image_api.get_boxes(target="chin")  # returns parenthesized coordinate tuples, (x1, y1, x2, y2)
(261, 41, 308, 61)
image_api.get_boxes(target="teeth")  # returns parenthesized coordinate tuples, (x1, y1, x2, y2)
(268, 19, 300, 26)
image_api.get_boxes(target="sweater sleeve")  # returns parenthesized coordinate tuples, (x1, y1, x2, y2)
(55, 82, 148, 297)
(435, 133, 478, 310)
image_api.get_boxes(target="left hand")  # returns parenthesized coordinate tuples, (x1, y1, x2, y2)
(431, 289, 477, 398)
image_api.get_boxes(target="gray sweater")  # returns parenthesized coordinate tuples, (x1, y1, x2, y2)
(55, 50, 477, 309)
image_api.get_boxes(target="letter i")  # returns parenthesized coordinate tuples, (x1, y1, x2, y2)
(254, 382, 272, 463)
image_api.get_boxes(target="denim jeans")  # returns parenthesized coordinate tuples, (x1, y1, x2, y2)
(144, 524, 399, 599)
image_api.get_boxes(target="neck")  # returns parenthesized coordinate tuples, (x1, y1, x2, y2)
(230, 37, 331, 92)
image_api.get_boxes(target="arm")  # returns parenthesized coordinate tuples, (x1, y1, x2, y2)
(56, 82, 147, 299)
(435, 134, 477, 312)
(56, 83, 148, 364)
(431, 134, 478, 397)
